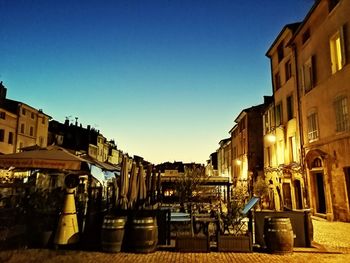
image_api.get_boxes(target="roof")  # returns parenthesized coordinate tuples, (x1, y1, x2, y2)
(219, 138, 231, 146)
(234, 103, 265, 123)
(2, 98, 51, 118)
(288, 0, 321, 44)
(265, 22, 302, 57)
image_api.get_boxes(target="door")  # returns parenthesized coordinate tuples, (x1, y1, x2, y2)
(282, 183, 292, 209)
(314, 172, 326, 214)
(294, 180, 303, 209)
(344, 167, 350, 207)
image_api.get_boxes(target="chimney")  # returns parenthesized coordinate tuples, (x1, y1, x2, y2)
(87, 125, 91, 130)
(0, 81, 7, 103)
(64, 118, 69, 126)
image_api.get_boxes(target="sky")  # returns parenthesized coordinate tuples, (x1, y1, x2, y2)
(0, 0, 315, 164)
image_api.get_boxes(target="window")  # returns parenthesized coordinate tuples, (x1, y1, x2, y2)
(275, 103, 283, 126)
(287, 95, 294, 120)
(8, 132, 13, 144)
(285, 60, 292, 81)
(302, 29, 310, 44)
(328, 0, 340, 12)
(277, 42, 284, 62)
(0, 129, 4, 142)
(0, 111, 5, 119)
(289, 136, 297, 162)
(22, 108, 26, 115)
(31, 112, 35, 119)
(30, 126, 34, 136)
(20, 123, 25, 134)
(330, 26, 346, 74)
(274, 72, 281, 91)
(303, 56, 317, 93)
(334, 96, 349, 132)
(307, 112, 319, 142)
(42, 117, 45, 125)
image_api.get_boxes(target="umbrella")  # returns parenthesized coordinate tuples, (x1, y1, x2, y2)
(0, 147, 90, 171)
(150, 166, 157, 204)
(137, 163, 147, 208)
(157, 170, 162, 203)
(118, 155, 129, 209)
(127, 161, 138, 209)
(145, 164, 152, 204)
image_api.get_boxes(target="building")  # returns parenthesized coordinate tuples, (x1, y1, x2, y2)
(291, 0, 350, 221)
(264, 23, 306, 211)
(230, 102, 268, 196)
(0, 82, 50, 154)
(217, 138, 231, 179)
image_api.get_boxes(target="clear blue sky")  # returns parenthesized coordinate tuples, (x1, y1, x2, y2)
(1, 0, 314, 164)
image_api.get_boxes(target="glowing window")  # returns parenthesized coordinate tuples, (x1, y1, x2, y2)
(330, 27, 346, 74)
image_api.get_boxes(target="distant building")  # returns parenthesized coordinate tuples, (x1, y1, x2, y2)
(230, 102, 269, 196)
(217, 138, 231, 179)
(0, 82, 50, 154)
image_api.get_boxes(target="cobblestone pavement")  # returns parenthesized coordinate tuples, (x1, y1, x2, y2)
(312, 217, 350, 253)
(1, 218, 350, 263)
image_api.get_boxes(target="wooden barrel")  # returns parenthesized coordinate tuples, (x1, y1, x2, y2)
(101, 215, 127, 253)
(264, 217, 294, 254)
(127, 216, 158, 253)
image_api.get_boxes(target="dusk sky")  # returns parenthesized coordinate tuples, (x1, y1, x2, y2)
(1, 0, 314, 164)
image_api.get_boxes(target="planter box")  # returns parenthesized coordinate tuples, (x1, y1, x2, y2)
(176, 235, 210, 252)
(217, 234, 252, 252)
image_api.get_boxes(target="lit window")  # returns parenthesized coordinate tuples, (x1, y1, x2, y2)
(307, 112, 319, 142)
(330, 26, 346, 74)
(334, 96, 349, 132)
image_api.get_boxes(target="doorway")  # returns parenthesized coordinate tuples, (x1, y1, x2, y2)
(313, 172, 326, 214)
(344, 167, 350, 208)
(294, 180, 303, 209)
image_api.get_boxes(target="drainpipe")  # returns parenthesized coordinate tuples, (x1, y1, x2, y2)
(292, 43, 309, 209)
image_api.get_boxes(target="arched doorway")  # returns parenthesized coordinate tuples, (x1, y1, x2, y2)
(305, 150, 328, 216)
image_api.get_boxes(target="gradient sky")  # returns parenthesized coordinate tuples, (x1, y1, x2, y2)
(1, 0, 314, 164)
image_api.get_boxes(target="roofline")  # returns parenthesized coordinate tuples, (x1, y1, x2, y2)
(288, 0, 321, 44)
(5, 98, 52, 119)
(265, 22, 302, 57)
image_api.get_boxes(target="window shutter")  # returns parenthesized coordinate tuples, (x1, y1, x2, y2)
(312, 55, 317, 87)
(340, 24, 347, 67)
